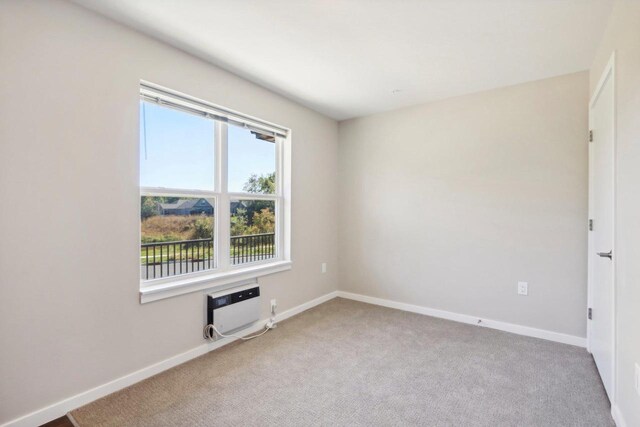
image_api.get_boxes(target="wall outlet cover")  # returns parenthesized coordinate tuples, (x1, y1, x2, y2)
(321, 263, 327, 273)
(635, 363, 640, 397)
(518, 281, 528, 296)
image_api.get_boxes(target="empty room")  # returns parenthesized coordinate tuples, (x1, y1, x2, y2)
(1, 0, 639, 426)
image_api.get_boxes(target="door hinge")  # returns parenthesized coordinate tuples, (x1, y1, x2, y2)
(588, 307, 593, 320)
(589, 219, 593, 231)
(589, 130, 593, 142)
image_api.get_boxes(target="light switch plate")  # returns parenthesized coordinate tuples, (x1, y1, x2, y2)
(635, 363, 640, 397)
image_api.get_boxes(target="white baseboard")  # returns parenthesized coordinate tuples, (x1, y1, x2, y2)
(336, 291, 587, 348)
(275, 291, 339, 322)
(3, 289, 587, 427)
(1, 290, 339, 427)
(611, 404, 627, 427)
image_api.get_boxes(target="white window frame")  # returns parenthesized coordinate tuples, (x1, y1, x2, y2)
(139, 82, 291, 303)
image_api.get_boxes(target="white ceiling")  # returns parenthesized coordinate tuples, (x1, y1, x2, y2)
(72, 0, 613, 120)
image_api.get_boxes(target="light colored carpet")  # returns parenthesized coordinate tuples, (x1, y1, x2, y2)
(71, 298, 614, 426)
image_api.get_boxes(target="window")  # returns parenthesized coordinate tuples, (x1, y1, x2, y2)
(139, 82, 290, 302)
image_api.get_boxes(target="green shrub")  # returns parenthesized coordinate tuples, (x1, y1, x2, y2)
(190, 215, 214, 240)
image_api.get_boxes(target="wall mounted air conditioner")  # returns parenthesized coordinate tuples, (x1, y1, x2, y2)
(207, 284, 260, 336)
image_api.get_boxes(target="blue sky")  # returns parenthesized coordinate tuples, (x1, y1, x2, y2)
(140, 101, 275, 192)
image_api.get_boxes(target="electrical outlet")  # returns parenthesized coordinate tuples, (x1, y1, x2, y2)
(270, 299, 277, 314)
(321, 262, 327, 274)
(635, 363, 640, 397)
(518, 281, 528, 296)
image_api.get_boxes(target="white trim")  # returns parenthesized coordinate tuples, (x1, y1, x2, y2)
(217, 121, 230, 271)
(227, 192, 279, 201)
(336, 291, 587, 347)
(0, 291, 339, 427)
(274, 290, 338, 321)
(281, 131, 292, 261)
(611, 404, 627, 427)
(140, 261, 292, 303)
(590, 52, 616, 109)
(140, 187, 217, 198)
(587, 50, 617, 404)
(587, 115, 594, 354)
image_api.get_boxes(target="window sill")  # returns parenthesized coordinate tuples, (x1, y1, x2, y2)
(139, 260, 292, 304)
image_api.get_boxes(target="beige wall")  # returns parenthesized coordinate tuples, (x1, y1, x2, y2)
(590, 1, 640, 425)
(0, 0, 338, 423)
(338, 72, 589, 337)
(2, 0, 635, 424)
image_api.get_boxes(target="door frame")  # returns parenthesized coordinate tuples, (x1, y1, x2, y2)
(587, 51, 616, 402)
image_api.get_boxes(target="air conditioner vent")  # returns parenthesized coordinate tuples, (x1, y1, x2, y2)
(207, 285, 260, 336)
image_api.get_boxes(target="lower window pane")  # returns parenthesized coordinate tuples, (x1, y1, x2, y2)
(141, 196, 215, 280)
(230, 199, 276, 265)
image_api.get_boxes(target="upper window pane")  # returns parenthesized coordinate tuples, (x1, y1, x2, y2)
(228, 124, 276, 194)
(140, 101, 215, 191)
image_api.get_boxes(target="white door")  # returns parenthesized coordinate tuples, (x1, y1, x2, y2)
(588, 58, 615, 400)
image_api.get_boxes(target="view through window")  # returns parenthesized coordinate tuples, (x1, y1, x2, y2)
(139, 90, 283, 283)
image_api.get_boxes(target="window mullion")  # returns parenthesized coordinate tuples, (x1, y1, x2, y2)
(217, 122, 231, 270)
(275, 196, 282, 261)
(273, 136, 285, 260)
(140, 190, 218, 199)
(281, 134, 291, 262)
(226, 193, 279, 201)
(275, 135, 283, 197)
